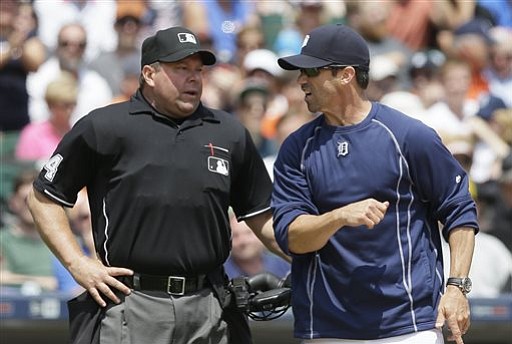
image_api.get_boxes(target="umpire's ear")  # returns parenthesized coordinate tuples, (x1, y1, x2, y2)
(141, 63, 159, 88)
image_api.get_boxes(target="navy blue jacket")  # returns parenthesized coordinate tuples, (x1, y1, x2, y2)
(272, 102, 478, 339)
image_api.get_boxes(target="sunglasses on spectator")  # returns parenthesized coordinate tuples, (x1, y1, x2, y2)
(51, 101, 77, 108)
(58, 40, 86, 49)
(116, 16, 141, 26)
(300, 64, 358, 77)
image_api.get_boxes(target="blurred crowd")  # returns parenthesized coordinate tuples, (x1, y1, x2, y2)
(1, 0, 511, 299)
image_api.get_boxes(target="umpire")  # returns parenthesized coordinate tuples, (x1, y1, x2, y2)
(27, 26, 286, 344)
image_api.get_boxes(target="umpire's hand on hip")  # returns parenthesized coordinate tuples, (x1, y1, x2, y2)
(69, 255, 133, 307)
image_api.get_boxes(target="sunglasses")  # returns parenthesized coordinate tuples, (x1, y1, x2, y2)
(51, 101, 77, 109)
(300, 64, 358, 77)
(58, 40, 87, 49)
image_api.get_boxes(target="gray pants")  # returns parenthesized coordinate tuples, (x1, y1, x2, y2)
(100, 288, 229, 344)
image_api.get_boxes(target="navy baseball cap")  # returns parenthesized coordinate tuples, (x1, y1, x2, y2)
(278, 24, 370, 71)
(141, 26, 216, 68)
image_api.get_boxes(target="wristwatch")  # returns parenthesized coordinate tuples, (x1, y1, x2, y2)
(446, 277, 472, 295)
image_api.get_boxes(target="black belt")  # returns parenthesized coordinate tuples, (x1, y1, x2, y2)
(121, 273, 208, 296)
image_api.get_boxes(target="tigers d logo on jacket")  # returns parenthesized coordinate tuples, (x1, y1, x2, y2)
(337, 141, 349, 157)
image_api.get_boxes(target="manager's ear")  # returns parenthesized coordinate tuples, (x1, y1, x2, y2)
(337, 66, 356, 85)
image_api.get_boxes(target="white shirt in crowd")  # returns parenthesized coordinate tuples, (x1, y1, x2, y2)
(27, 57, 112, 125)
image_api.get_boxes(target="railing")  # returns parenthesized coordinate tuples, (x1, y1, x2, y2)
(1, 292, 511, 344)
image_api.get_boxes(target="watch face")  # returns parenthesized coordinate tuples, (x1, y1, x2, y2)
(463, 278, 472, 293)
(447, 277, 472, 294)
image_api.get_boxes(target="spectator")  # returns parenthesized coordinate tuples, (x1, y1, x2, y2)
(233, 77, 274, 157)
(66, 189, 95, 256)
(484, 26, 512, 108)
(242, 48, 283, 81)
(182, 0, 259, 63)
(27, 22, 112, 124)
(252, 0, 295, 52)
(380, 51, 444, 120)
(476, 0, 512, 27)
(242, 48, 288, 146)
(442, 140, 512, 297)
(367, 54, 400, 101)
(476, 93, 507, 121)
(387, 0, 437, 51)
(387, 0, 475, 51)
(345, 0, 412, 89)
(224, 210, 290, 280)
(53, 188, 94, 295)
(423, 59, 477, 142)
(272, 1, 325, 57)
(423, 58, 509, 184)
(109, 55, 142, 104)
(490, 108, 512, 147)
(431, 0, 477, 33)
(89, 1, 145, 97)
(142, 0, 182, 33)
(438, 18, 495, 102)
(263, 112, 311, 181)
(407, 49, 446, 109)
(442, 231, 512, 297)
(445, 138, 478, 198)
(279, 75, 312, 118)
(201, 62, 242, 111)
(0, 169, 57, 293)
(15, 71, 78, 162)
(486, 153, 512, 251)
(234, 24, 265, 69)
(469, 95, 510, 182)
(0, 0, 46, 132)
(380, 91, 428, 122)
(369, 55, 430, 120)
(470, 113, 511, 184)
(33, 0, 117, 62)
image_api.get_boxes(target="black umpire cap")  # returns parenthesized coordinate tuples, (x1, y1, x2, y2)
(278, 24, 370, 71)
(141, 26, 216, 68)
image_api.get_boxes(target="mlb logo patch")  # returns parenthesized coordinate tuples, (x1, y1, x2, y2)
(208, 156, 229, 176)
(178, 33, 197, 44)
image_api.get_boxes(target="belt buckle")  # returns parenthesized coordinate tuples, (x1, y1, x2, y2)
(167, 276, 186, 295)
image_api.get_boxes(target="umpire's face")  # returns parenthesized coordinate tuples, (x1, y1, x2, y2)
(144, 54, 204, 119)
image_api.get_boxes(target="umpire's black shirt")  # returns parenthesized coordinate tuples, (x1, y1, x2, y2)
(34, 91, 272, 275)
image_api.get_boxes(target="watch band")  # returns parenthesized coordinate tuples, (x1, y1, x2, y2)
(446, 277, 472, 295)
